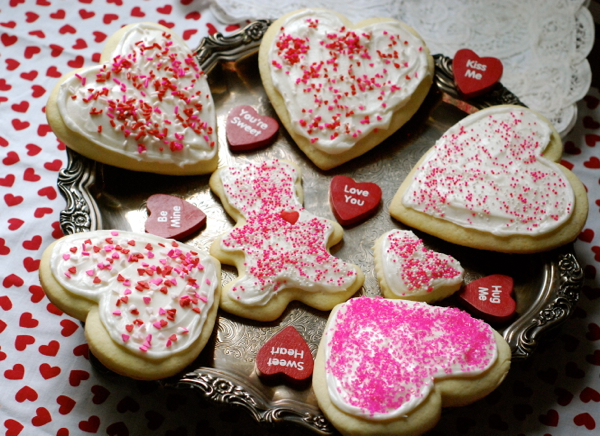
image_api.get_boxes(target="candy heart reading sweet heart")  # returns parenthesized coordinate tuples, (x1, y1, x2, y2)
(392, 105, 589, 253)
(256, 326, 313, 384)
(453, 49, 503, 99)
(145, 194, 206, 240)
(315, 297, 509, 428)
(259, 9, 434, 170)
(374, 229, 464, 302)
(330, 175, 381, 225)
(46, 23, 217, 175)
(226, 105, 279, 151)
(39, 230, 220, 380)
(457, 274, 516, 323)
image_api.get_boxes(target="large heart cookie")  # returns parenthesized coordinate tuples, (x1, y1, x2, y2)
(39, 230, 221, 380)
(390, 105, 588, 253)
(373, 229, 463, 302)
(46, 23, 218, 175)
(259, 9, 434, 170)
(313, 297, 511, 436)
(209, 159, 364, 322)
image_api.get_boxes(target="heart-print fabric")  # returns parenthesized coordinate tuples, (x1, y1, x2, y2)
(402, 106, 574, 236)
(55, 23, 217, 169)
(265, 9, 430, 154)
(378, 229, 463, 297)
(325, 297, 497, 419)
(48, 230, 218, 359)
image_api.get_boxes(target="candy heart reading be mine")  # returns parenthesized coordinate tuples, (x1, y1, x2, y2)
(145, 194, 206, 240)
(457, 274, 516, 323)
(453, 49, 503, 99)
(330, 175, 381, 225)
(226, 105, 278, 151)
(256, 326, 313, 384)
(46, 23, 217, 175)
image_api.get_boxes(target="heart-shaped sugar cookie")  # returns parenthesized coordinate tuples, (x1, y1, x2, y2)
(314, 297, 510, 433)
(145, 194, 206, 240)
(39, 230, 220, 379)
(259, 9, 434, 170)
(453, 49, 503, 99)
(47, 23, 218, 175)
(330, 176, 381, 225)
(391, 105, 588, 253)
(374, 230, 463, 302)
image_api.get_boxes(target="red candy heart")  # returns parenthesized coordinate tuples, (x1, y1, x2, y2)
(256, 326, 313, 384)
(329, 175, 382, 225)
(453, 49, 503, 99)
(145, 194, 206, 241)
(226, 105, 279, 151)
(280, 210, 299, 225)
(457, 274, 516, 323)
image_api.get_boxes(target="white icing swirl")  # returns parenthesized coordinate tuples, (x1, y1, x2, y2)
(325, 297, 498, 420)
(379, 230, 463, 297)
(402, 106, 574, 236)
(219, 159, 359, 306)
(50, 230, 218, 359)
(267, 9, 430, 154)
(57, 23, 217, 167)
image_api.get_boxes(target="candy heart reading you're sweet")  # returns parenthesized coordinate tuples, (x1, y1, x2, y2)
(453, 49, 503, 99)
(46, 23, 218, 175)
(145, 194, 206, 241)
(226, 105, 279, 151)
(256, 326, 313, 383)
(330, 175, 382, 225)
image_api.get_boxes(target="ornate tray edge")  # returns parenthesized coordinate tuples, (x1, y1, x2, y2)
(55, 19, 583, 433)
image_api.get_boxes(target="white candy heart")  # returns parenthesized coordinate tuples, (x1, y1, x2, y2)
(55, 23, 217, 172)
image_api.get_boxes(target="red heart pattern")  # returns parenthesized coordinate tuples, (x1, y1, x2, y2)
(0, 2, 598, 435)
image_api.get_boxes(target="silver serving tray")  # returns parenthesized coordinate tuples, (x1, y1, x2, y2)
(57, 21, 583, 435)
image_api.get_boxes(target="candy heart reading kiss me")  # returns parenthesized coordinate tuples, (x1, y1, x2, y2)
(453, 49, 503, 99)
(226, 105, 279, 151)
(330, 175, 381, 225)
(145, 194, 206, 241)
(256, 326, 314, 383)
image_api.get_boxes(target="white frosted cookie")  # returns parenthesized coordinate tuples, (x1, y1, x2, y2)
(46, 22, 218, 175)
(373, 229, 464, 302)
(259, 9, 434, 170)
(313, 297, 511, 436)
(39, 230, 221, 380)
(390, 105, 588, 253)
(209, 159, 364, 321)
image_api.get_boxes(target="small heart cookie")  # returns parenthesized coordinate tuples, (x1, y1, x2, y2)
(39, 230, 221, 380)
(373, 229, 464, 302)
(313, 297, 511, 436)
(390, 105, 588, 253)
(259, 9, 434, 170)
(46, 23, 218, 175)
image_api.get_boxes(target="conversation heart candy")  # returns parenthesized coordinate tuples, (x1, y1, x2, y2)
(256, 326, 314, 384)
(145, 194, 206, 240)
(330, 175, 382, 225)
(457, 274, 516, 323)
(226, 105, 279, 151)
(453, 49, 503, 99)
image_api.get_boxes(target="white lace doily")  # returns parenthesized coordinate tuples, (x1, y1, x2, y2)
(210, 0, 594, 136)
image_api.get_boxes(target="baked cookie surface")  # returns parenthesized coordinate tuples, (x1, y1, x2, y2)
(46, 22, 218, 175)
(259, 9, 434, 170)
(39, 230, 221, 380)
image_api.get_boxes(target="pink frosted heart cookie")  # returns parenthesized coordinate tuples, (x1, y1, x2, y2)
(373, 229, 463, 302)
(39, 230, 221, 380)
(258, 9, 434, 170)
(46, 23, 218, 175)
(313, 297, 511, 436)
(209, 159, 364, 321)
(390, 105, 588, 253)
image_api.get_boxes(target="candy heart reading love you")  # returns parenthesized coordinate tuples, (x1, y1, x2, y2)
(313, 297, 511, 436)
(259, 9, 434, 170)
(39, 230, 221, 380)
(330, 176, 381, 225)
(390, 105, 588, 253)
(46, 23, 218, 175)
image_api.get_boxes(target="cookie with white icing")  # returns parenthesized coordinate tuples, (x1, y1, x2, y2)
(46, 22, 218, 175)
(39, 230, 221, 380)
(373, 229, 464, 302)
(390, 105, 588, 253)
(313, 297, 511, 436)
(209, 159, 364, 321)
(259, 9, 434, 170)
